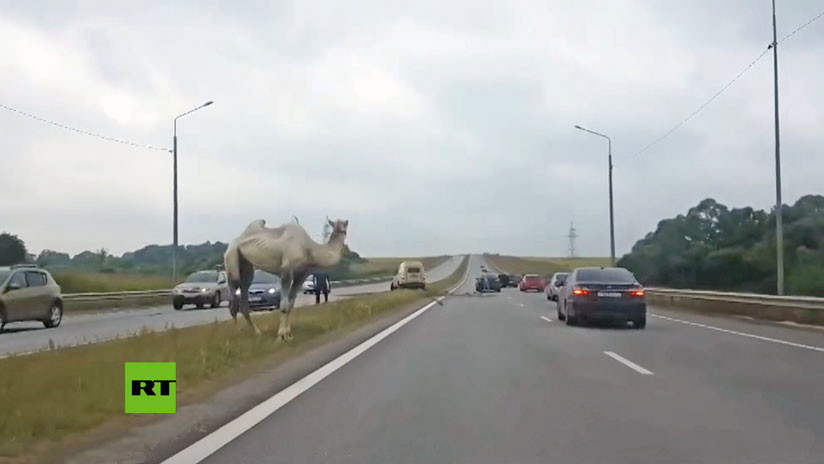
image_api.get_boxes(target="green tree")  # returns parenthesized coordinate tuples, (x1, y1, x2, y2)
(36, 250, 71, 267)
(619, 196, 824, 295)
(0, 232, 27, 266)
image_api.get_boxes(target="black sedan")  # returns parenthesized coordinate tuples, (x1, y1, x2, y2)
(475, 274, 502, 293)
(242, 270, 282, 310)
(557, 267, 646, 328)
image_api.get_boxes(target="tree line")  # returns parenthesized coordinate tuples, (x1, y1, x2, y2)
(617, 195, 824, 296)
(0, 234, 366, 280)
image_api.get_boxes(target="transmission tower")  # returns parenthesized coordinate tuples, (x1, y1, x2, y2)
(567, 222, 578, 257)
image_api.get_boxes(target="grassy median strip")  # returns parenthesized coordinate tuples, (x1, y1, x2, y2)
(0, 256, 467, 460)
(484, 255, 610, 277)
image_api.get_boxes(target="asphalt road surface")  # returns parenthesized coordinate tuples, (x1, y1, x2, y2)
(0, 256, 463, 358)
(198, 254, 824, 464)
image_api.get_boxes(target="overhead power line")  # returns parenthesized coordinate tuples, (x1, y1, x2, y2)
(779, 8, 824, 43)
(618, 8, 824, 166)
(0, 102, 170, 152)
(619, 47, 770, 165)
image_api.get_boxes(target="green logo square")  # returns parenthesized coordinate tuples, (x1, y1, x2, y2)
(125, 362, 176, 414)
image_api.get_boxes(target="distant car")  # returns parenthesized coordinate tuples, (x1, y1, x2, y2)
(391, 261, 427, 290)
(545, 272, 569, 301)
(508, 274, 522, 287)
(497, 273, 511, 287)
(244, 270, 281, 310)
(302, 275, 316, 294)
(557, 267, 646, 328)
(0, 264, 63, 331)
(173, 270, 229, 310)
(519, 274, 546, 292)
(475, 274, 502, 293)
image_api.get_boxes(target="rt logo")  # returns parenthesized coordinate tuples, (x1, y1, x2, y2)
(125, 362, 176, 414)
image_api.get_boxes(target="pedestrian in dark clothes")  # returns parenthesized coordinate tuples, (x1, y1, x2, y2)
(313, 272, 331, 304)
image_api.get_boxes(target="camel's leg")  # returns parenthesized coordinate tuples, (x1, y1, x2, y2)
(279, 270, 308, 341)
(237, 257, 259, 335)
(278, 271, 294, 340)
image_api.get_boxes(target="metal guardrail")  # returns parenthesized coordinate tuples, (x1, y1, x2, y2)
(61, 276, 395, 302)
(646, 287, 824, 311)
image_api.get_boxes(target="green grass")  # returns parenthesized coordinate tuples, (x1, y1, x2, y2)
(51, 256, 452, 293)
(347, 256, 451, 278)
(484, 255, 611, 278)
(51, 271, 171, 293)
(0, 256, 467, 461)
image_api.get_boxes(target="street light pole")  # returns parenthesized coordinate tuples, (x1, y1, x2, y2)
(575, 124, 616, 265)
(172, 101, 213, 284)
(771, 0, 784, 295)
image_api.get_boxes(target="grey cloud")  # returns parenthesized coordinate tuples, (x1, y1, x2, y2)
(1, 0, 823, 259)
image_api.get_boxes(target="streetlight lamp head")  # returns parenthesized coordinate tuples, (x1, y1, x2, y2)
(203, 101, 214, 107)
(574, 125, 582, 129)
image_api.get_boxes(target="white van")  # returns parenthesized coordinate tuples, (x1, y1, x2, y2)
(390, 261, 426, 290)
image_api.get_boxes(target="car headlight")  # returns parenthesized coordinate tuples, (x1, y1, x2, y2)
(268, 288, 276, 294)
(235, 288, 241, 296)
(201, 288, 208, 293)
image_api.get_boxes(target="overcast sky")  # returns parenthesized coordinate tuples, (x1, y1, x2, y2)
(1, 0, 822, 258)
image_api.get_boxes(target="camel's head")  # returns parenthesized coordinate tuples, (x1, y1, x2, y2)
(328, 219, 349, 242)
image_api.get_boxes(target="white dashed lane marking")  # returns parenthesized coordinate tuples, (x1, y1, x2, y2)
(604, 351, 654, 375)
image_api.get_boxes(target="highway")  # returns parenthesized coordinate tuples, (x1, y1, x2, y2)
(0, 256, 463, 358)
(185, 254, 824, 464)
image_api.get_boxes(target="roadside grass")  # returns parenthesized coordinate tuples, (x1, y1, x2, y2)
(51, 271, 171, 293)
(51, 256, 452, 294)
(349, 256, 451, 278)
(0, 256, 467, 461)
(484, 255, 611, 278)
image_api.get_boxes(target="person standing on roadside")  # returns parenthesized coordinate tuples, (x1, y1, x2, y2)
(313, 271, 331, 304)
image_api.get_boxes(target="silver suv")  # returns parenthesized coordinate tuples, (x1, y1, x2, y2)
(0, 264, 63, 331)
(172, 270, 229, 310)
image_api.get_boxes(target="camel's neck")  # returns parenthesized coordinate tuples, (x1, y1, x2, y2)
(311, 234, 345, 268)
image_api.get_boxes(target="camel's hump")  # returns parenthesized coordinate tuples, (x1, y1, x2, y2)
(241, 219, 298, 239)
(243, 219, 267, 234)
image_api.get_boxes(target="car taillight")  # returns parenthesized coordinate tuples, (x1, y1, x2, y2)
(572, 287, 589, 296)
(630, 289, 645, 297)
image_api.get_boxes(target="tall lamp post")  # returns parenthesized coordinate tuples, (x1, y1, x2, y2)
(172, 101, 213, 283)
(574, 124, 615, 265)
(770, 0, 784, 295)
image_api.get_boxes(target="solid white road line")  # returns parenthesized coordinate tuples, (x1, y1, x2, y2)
(604, 351, 654, 375)
(161, 258, 470, 464)
(540, 316, 553, 323)
(650, 313, 824, 353)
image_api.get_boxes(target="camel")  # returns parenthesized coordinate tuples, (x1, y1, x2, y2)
(224, 218, 348, 339)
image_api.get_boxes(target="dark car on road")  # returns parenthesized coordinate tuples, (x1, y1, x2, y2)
(508, 274, 522, 287)
(557, 267, 646, 328)
(244, 270, 282, 310)
(475, 274, 502, 293)
(0, 264, 63, 331)
(497, 273, 510, 287)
